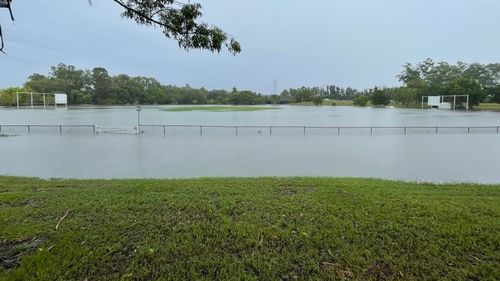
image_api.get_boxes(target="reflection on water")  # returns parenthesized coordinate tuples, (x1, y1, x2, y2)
(1, 105, 500, 127)
(1, 106, 499, 183)
(1, 134, 499, 183)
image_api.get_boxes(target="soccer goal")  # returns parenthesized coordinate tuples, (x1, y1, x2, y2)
(421, 95, 469, 110)
(16, 92, 67, 109)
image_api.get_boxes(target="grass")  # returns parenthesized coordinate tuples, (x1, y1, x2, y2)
(0, 177, 499, 280)
(292, 100, 354, 106)
(476, 103, 500, 111)
(162, 106, 280, 112)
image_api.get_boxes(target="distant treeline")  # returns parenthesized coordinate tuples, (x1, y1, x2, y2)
(0, 64, 277, 106)
(1, 60, 500, 107)
(282, 59, 500, 107)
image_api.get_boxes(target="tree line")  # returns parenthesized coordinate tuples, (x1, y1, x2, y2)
(2, 60, 500, 107)
(0, 64, 275, 106)
(280, 59, 500, 108)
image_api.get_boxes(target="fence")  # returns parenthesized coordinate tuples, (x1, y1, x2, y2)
(140, 125, 500, 136)
(0, 125, 96, 135)
(1, 124, 499, 136)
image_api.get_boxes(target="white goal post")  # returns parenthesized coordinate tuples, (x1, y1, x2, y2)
(421, 95, 469, 111)
(16, 92, 68, 109)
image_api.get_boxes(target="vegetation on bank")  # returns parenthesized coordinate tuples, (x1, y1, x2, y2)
(0, 64, 278, 107)
(1, 177, 498, 280)
(2, 60, 500, 109)
(292, 99, 353, 106)
(162, 106, 280, 112)
(284, 60, 500, 108)
(476, 103, 500, 111)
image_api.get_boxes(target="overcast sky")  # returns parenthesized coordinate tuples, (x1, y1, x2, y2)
(0, 0, 499, 93)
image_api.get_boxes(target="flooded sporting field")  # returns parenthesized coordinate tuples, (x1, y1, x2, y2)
(1, 105, 499, 183)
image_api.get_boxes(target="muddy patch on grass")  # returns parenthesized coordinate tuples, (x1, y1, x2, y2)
(278, 186, 299, 196)
(365, 260, 394, 280)
(0, 198, 37, 208)
(321, 261, 354, 279)
(0, 237, 43, 269)
(276, 184, 318, 197)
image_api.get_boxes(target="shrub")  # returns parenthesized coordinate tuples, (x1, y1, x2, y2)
(353, 96, 368, 107)
(312, 96, 323, 106)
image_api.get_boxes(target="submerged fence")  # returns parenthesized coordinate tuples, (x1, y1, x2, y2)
(0, 124, 96, 135)
(140, 125, 500, 136)
(1, 124, 499, 136)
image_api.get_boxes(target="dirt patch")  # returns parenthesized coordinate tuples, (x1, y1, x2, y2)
(0, 198, 37, 208)
(321, 261, 354, 279)
(277, 186, 299, 196)
(365, 260, 394, 280)
(0, 237, 43, 269)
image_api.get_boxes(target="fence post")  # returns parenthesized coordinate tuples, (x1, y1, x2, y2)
(93, 125, 96, 135)
(404, 127, 407, 135)
(497, 126, 499, 134)
(269, 126, 272, 135)
(303, 126, 306, 136)
(0, 125, 2, 133)
(163, 125, 166, 136)
(27, 125, 30, 133)
(435, 127, 438, 134)
(468, 127, 470, 134)
(200, 126, 203, 136)
(60, 125, 63, 135)
(338, 127, 340, 135)
(370, 127, 373, 135)
(235, 126, 238, 136)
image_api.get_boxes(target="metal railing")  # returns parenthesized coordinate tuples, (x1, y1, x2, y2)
(139, 124, 500, 136)
(1, 124, 499, 136)
(0, 124, 96, 135)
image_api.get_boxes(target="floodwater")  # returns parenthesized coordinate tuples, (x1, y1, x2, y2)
(1, 105, 500, 183)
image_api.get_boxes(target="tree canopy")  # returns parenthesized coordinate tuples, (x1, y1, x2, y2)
(0, 0, 240, 54)
(398, 59, 500, 107)
(3, 60, 500, 108)
(1, 63, 272, 106)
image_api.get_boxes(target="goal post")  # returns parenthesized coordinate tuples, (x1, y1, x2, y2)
(421, 95, 469, 111)
(16, 92, 67, 109)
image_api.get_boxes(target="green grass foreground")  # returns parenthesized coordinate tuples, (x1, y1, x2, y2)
(1, 177, 499, 280)
(162, 106, 280, 112)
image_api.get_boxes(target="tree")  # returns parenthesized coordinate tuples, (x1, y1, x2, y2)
(398, 63, 424, 89)
(1, 1, 240, 55)
(24, 74, 59, 93)
(353, 95, 368, 107)
(397, 59, 500, 107)
(0, 87, 22, 106)
(370, 88, 390, 106)
(394, 87, 417, 107)
(312, 96, 323, 106)
(49, 64, 92, 104)
(91, 67, 112, 104)
(485, 86, 500, 104)
(444, 77, 483, 107)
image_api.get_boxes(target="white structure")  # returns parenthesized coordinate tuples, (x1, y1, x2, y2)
(422, 95, 469, 110)
(55, 93, 68, 107)
(427, 96, 441, 108)
(16, 92, 67, 109)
